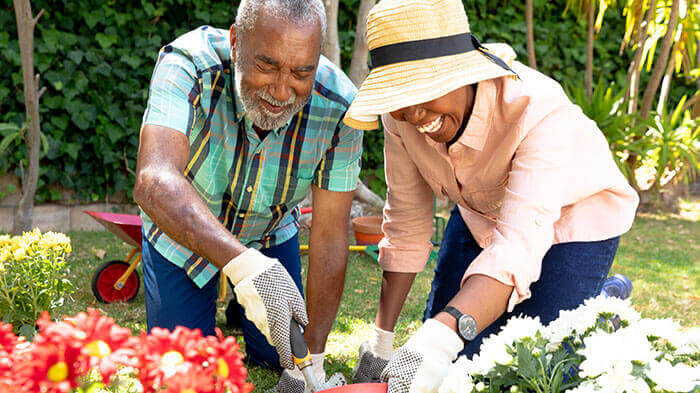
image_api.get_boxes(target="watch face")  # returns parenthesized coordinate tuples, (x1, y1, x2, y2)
(458, 315, 478, 341)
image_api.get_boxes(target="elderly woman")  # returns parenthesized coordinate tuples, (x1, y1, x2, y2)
(343, 0, 639, 392)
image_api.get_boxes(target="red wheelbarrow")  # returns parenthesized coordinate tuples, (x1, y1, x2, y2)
(84, 211, 143, 303)
(84, 211, 232, 304)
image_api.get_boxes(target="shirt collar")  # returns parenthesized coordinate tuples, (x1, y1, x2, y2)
(457, 79, 497, 151)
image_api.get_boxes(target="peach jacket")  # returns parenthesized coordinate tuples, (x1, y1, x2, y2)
(378, 63, 639, 311)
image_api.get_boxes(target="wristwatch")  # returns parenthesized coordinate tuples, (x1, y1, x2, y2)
(441, 306, 478, 342)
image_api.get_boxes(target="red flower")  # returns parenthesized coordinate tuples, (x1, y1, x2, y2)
(14, 309, 139, 392)
(135, 326, 252, 393)
(0, 322, 24, 392)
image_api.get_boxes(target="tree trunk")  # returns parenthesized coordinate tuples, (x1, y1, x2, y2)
(12, 0, 43, 235)
(348, 0, 375, 86)
(694, 38, 700, 118)
(526, 0, 537, 69)
(639, 0, 681, 119)
(354, 179, 384, 210)
(656, 55, 676, 114)
(626, 0, 657, 114)
(585, 2, 595, 98)
(322, 0, 340, 66)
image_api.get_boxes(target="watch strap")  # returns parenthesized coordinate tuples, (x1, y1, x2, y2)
(442, 306, 463, 321)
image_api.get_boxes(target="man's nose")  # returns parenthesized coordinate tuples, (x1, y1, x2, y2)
(270, 72, 292, 103)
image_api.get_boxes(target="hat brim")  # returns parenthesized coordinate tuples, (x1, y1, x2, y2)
(344, 43, 516, 130)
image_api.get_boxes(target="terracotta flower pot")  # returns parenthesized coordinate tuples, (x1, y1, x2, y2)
(352, 216, 384, 245)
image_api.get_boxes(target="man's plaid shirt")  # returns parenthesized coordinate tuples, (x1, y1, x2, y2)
(140, 26, 363, 288)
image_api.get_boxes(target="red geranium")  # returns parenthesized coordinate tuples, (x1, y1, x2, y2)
(0, 322, 24, 392)
(135, 326, 252, 393)
(14, 309, 139, 392)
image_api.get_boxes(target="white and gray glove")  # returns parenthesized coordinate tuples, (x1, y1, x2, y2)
(223, 248, 308, 369)
(381, 319, 464, 393)
(353, 326, 395, 383)
(270, 353, 346, 393)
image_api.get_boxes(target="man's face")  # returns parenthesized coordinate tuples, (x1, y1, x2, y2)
(231, 12, 322, 131)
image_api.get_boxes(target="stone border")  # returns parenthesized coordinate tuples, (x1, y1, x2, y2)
(0, 203, 140, 233)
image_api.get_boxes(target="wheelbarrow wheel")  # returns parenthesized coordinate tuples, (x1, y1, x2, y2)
(91, 260, 140, 303)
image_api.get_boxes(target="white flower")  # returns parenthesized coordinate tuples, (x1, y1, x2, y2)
(675, 326, 700, 356)
(580, 295, 640, 325)
(564, 381, 598, 393)
(578, 329, 656, 378)
(471, 334, 512, 374)
(475, 382, 485, 391)
(595, 362, 649, 393)
(545, 295, 642, 348)
(438, 356, 474, 393)
(646, 360, 700, 392)
(634, 318, 684, 348)
(497, 315, 544, 345)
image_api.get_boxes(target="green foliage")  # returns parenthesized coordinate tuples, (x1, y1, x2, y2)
(643, 96, 700, 191)
(0, 230, 74, 339)
(0, 0, 236, 202)
(1, 0, 697, 201)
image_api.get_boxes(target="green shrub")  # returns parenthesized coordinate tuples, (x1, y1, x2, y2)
(0, 1, 696, 201)
(0, 229, 74, 338)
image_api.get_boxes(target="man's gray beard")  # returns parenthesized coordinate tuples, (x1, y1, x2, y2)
(234, 61, 309, 131)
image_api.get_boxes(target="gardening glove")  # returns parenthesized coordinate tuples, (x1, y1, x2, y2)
(223, 248, 308, 369)
(353, 326, 395, 383)
(381, 319, 463, 393)
(269, 353, 347, 393)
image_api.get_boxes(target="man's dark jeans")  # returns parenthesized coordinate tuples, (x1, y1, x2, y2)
(142, 232, 302, 370)
(423, 206, 620, 358)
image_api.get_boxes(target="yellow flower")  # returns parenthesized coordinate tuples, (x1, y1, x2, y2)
(0, 234, 11, 249)
(12, 246, 27, 261)
(37, 231, 70, 253)
(0, 249, 9, 264)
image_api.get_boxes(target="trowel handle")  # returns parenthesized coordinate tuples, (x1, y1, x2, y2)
(290, 320, 312, 369)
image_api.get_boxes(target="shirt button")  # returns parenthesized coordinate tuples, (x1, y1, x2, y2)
(246, 186, 253, 192)
(535, 217, 544, 226)
(238, 213, 245, 218)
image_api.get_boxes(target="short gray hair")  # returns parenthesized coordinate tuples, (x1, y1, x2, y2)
(235, 0, 326, 43)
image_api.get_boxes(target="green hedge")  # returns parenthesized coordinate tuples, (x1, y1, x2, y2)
(0, 0, 694, 202)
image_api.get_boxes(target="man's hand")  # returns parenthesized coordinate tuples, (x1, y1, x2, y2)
(224, 249, 308, 369)
(381, 319, 463, 393)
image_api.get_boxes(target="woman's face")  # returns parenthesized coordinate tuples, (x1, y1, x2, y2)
(389, 85, 475, 143)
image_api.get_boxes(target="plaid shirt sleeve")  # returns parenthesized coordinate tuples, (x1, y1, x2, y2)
(142, 47, 199, 136)
(313, 119, 363, 192)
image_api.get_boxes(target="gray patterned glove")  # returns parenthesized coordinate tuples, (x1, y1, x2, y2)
(270, 369, 346, 393)
(223, 248, 308, 369)
(353, 340, 391, 383)
(381, 319, 463, 393)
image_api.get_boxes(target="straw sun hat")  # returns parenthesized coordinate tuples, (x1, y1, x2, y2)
(343, 0, 520, 130)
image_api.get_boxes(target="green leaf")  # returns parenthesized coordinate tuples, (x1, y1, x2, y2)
(18, 324, 36, 340)
(515, 343, 538, 379)
(67, 50, 84, 64)
(83, 12, 101, 29)
(63, 143, 80, 160)
(95, 33, 118, 49)
(0, 133, 19, 153)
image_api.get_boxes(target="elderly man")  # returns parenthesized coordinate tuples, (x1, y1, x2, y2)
(133, 0, 362, 391)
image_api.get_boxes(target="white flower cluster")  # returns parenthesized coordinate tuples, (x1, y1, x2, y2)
(437, 295, 699, 393)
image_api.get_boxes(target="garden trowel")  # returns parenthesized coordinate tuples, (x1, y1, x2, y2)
(290, 321, 387, 393)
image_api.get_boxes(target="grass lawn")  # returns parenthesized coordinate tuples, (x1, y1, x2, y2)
(57, 208, 698, 391)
